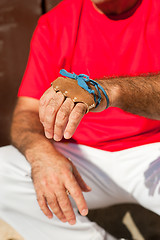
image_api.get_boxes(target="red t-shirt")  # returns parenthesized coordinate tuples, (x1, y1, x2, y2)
(18, 0, 160, 151)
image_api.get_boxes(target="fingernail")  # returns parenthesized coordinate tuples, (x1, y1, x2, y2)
(48, 215, 53, 219)
(81, 209, 88, 216)
(45, 131, 52, 139)
(54, 134, 61, 141)
(64, 132, 70, 139)
(61, 218, 67, 223)
(69, 219, 76, 225)
(87, 186, 92, 191)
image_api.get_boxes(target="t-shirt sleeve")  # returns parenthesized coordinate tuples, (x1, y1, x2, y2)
(18, 16, 55, 99)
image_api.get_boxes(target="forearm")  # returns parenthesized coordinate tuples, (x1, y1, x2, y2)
(98, 73, 160, 119)
(11, 98, 89, 223)
(11, 106, 57, 165)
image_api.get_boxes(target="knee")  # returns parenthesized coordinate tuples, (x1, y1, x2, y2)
(0, 145, 27, 174)
(0, 145, 26, 204)
(0, 146, 15, 176)
(0, 147, 12, 202)
(0, 163, 8, 208)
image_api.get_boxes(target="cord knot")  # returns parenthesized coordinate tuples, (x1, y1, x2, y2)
(60, 69, 109, 108)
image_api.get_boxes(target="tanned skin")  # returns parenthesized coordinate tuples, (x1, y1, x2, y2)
(39, 74, 160, 141)
(98, 73, 160, 120)
(91, 0, 139, 15)
(11, 0, 160, 226)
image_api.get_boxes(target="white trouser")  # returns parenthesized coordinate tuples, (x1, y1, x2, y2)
(0, 142, 160, 240)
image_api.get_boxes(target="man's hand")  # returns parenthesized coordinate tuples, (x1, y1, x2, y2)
(39, 87, 88, 141)
(11, 97, 91, 225)
(31, 149, 91, 225)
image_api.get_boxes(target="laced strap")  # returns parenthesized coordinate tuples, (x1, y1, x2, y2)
(60, 69, 109, 108)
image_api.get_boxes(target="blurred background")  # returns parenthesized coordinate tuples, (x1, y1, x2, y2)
(0, 0, 160, 239)
(0, 0, 61, 146)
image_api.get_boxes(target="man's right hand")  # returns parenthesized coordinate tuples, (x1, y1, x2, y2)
(11, 97, 91, 225)
(30, 148, 91, 225)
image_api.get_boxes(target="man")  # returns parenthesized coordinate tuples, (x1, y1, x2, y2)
(0, 0, 160, 239)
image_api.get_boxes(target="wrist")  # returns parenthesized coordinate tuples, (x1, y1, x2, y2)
(25, 136, 54, 165)
(97, 79, 121, 108)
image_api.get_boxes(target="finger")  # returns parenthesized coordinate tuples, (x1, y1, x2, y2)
(64, 103, 87, 139)
(72, 165, 91, 192)
(54, 98, 75, 141)
(45, 195, 67, 223)
(56, 189, 76, 225)
(39, 87, 56, 123)
(43, 92, 65, 139)
(37, 194, 53, 219)
(65, 178, 89, 217)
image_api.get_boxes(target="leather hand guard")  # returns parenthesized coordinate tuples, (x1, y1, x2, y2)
(52, 77, 96, 112)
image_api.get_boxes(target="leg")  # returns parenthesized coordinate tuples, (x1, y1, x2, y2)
(0, 145, 131, 240)
(56, 142, 160, 215)
(105, 142, 160, 215)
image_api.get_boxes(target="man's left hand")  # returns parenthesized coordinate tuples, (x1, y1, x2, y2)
(39, 87, 87, 141)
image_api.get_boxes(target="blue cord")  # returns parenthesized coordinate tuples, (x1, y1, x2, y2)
(60, 69, 109, 108)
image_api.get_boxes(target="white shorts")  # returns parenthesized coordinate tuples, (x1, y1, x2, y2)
(0, 142, 160, 240)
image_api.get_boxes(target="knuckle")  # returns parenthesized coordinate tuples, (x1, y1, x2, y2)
(76, 103, 86, 113)
(63, 175, 74, 185)
(47, 200, 54, 206)
(57, 91, 65, 100)
(47, 198, 54, 205)
(44, 116, 54, 127)
(71, 112, 81, 121)
(40, 205, 47, 211)
(55, 120, 64, 129)
(46, 105, 56, 116)
(57, 109, 68, 121)
(41, 178, 47, 187)
(53, 208, 62, 217)
(71, 108, 85, 121)
(51, 176, 60, 185)
(62, 206, 71, 215)
(72, 190, 81, 198)
(44, 126, 53, 133)
(66, 214, 75, 221)
(43, 118, 54, 130)
(51, 206, 59, 214)
(60, 201, 69, 209)
(57, 195, 66, 203)
(47, 196, 57, 207)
